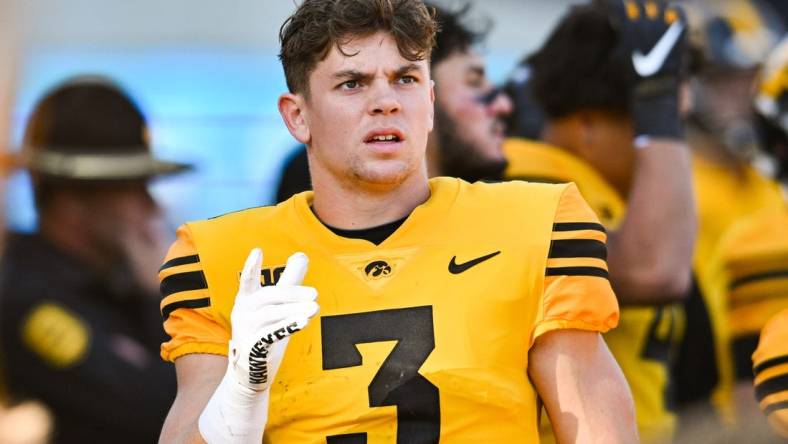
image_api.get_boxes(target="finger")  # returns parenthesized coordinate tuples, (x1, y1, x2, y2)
(250, 301, 320, 331)
(239, 248, 263, 294)
(255, 286, 318, 306)
(277, 252, 309, 287)
(253, 315, 313, 345)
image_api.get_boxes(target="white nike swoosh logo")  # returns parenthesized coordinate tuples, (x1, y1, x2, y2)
(632, 21, 685, 77)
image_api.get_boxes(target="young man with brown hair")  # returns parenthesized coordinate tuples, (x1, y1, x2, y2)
(274, 2, 512, 202)
(157, 1, 637, 443)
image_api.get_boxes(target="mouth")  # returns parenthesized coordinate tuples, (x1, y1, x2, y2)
(364, 128, 405, 154)
(364, 128, 405, 144)
(491, 120, 506, 140)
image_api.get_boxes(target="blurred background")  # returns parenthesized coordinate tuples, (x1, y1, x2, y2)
(2, 0, 578, 232)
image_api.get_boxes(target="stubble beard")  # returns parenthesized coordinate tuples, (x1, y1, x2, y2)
(433, 105, 507, 183)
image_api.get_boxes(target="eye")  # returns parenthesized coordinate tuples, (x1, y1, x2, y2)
(340, 80, 360, 90)
(467, 77, 484, 89)
(398, 75, 417, 85)
(466, 71, 485, 89)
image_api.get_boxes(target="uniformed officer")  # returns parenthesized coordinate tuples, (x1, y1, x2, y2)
(0, 77, 189, 443)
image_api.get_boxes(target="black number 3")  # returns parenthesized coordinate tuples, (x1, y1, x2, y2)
(321, 306, 440, 444)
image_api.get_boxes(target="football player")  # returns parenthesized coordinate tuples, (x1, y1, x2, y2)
(156, 0, 637, 443)
(711, 35, 788, 440)
(673, 0, 786, 428)
(504, 1, 695, 442)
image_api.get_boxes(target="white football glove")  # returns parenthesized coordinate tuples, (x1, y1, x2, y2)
(228, 247, 319, 391)
(198, 248, 319, 444)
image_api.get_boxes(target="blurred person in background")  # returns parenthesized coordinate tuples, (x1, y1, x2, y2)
(504, 1, 696, 442)
(0, 77, 188, 443)
(671, 0, 787, 435)
(709, 36, 788, 442)
(274, 2, 512, 202)
(752, 310, 788, 440)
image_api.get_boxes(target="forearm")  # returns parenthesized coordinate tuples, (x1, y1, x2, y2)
(159, 418, 206, 444)
(530, 330, 638, 444)
(160, 362, 269, 444)
(608, 138, 695, 304)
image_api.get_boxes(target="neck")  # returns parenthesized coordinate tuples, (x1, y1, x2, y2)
(542, 118, 633, 197)
(688, 127, 747, 172)
(310, 166, 431, 230)
(541, 120, 578, 156)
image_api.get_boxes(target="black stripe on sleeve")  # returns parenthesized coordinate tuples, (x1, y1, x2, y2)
(160, 271, 208, 298)
(754, 355, 788, 377)
(730, 269, 788, 290)
(159, 254, 200, 272)
(765, 400, 788, 416)
(161, 297, 211, 320)
(546, 266, 609, 279)
(549, 239, 607, 260)
(553, 222, 606, 233)
(755, 374, 788, 402)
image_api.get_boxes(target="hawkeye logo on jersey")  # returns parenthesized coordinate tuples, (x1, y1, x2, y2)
(365, 260, 392, 279)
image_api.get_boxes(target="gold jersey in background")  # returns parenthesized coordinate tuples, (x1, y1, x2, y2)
(505, 138, 682, 444)
(687, 154, 784, 419)
(713, 206, 788, 379)
(159, 177, 619, 443)
(752, 309, 788, 438)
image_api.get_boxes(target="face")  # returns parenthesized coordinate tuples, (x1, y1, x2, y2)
(431, 49, 513, 181)
(279, 31, 435, 190)
(80, 182, 160, 257)
(692, 70, 760, 157)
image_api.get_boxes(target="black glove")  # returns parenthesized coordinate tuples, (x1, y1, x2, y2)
(606, 0, 687, 140)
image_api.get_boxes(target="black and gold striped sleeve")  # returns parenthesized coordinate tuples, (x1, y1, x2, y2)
(534, 183, 619, 340)
(753, 309, 788, 438)
(159, 224, 229, 362)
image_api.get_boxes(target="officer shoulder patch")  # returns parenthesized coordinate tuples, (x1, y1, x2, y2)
(21, 302, 90, 368)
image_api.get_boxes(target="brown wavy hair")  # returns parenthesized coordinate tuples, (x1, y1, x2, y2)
(279, 0, 438, 96)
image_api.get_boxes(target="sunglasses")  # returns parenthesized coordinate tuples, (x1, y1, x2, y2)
(476, 86, 504, 106)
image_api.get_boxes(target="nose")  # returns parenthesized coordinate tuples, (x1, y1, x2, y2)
(490, 91, 513, 117)
(478, 87, 513, 117)
(368, 82, 401, 116)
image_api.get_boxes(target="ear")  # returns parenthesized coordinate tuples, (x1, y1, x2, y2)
(427, 79, 436, 132)
(278, 93, 311, 144)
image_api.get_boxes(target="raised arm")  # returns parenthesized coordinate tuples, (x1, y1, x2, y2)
(158, 248, 319, 444)
(606, 139, 694, 303)
(604, 0, 696, 304)
(529, 329, 638, 444)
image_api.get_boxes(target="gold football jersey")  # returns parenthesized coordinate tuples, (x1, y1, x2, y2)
(752, 309, 788, 438)
(159, 177, 619, 443)
(716, 208, 788, 340)
(505, 138, 682, 443)
(691, 153, 785, 416)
